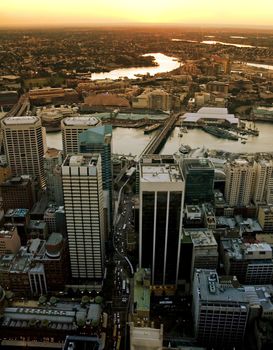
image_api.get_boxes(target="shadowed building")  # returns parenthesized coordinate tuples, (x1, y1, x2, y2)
(182, 158, 214, 205)
(139, 155, 184, 286)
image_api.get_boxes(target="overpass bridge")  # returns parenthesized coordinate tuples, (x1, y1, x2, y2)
(4, 93, 30, 118)
(140, 112, 180, 156)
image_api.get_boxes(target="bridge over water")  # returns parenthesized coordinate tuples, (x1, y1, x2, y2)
(140, 112, 180, 156)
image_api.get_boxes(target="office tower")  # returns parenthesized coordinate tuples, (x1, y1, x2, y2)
(79, 125, 113, 226)
(62, 154, 105, 280)
(1, 116, 46, 188)
(139, 155, 184, 286)
(192, 269, 249, 349)
(0, 176, 35, 211)
(220, 238, 273, 284)
(44, 148, 63, 205)
(182, 158, 214, 205)
(224, 159, 255, 207)
(253, 159, 273, 205)
(61, 116, 101, 155)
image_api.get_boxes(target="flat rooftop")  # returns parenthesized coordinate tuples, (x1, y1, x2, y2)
(184, 229, 217, 247)
(63, 154, 100, 168)
(183, 158, 214, 171)
(2, 116, 39, 125)
(195, 269, 248, 304)
(141, 164, 182, 183)
(62, 116, 99, 126)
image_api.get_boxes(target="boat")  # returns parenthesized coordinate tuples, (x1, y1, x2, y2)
(202, 125, 238, 141)
(180, 126, 188, 133)
(178, 131, 183, 137)
(144, 123, 161, 134)
(179, 145, 191, 154)
(241, 140, 246, 144)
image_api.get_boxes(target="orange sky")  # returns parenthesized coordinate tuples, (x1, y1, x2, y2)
(1, 0, 273, 28)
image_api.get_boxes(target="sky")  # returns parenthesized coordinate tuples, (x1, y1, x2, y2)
(1, 0, 273, 28)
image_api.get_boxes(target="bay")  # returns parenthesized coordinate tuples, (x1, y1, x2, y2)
(90, 53, 180, 80)
(46, 121, 273, 156)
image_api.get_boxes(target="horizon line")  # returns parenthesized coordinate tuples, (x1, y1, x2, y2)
(1, 22, 273, 31)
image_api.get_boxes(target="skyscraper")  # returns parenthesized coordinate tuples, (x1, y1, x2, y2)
(224, 159, 255, 207)
(1, 116, 46, 188)
(253, 159, 273, 205)
(139, 155, 184, 286)
(62, 154, 105, 280)
(79, 125, 113, 226)
(61, 116, 101, 155)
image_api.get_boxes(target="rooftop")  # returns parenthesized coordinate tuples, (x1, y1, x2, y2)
(2, 116, 39, 125)
(195, 269, 248, 304)
(184, 229, 217, 247)
(63, 154, 100, 168)
(183, 158, 214, 171)
(134, 269, 151, 313)
(62, 116, 99, 126)
(141, 164, 182, 183)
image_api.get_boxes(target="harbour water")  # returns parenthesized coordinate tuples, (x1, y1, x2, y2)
(90, 53, 180, 80)
(46, 121, 273, 156)
(46, 52, 273, 156)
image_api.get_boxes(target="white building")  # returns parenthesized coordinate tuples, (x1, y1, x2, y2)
(139, 155, 184, 286)
(1, 116, 47, 188)
(61, 116, 101, 155)
(130, 323, 163, 350)
(62, 154, 105, 280)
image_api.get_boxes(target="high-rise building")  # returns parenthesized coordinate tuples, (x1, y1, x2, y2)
(79, 125, 113, 227)
(253, 159, 273, 205)
(44, 148, 63, 205)
(182, 158, 214, 205)
(224, 159, 255, 207)
(62, 154, 105, 280)
(61, 116, 101, 155)
(192, 269, 249, 349)
(139, 155, 184, 286)
(1, 116, 46, 188)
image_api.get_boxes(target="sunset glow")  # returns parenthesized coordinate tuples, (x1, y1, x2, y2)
(1, 0, 273, 28)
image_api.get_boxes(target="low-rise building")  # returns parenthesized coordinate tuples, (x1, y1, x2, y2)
(192, 269, 249, 349)
(220, 238, 273, 284)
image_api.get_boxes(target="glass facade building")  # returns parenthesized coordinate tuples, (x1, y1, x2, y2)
(182, 158, 214, 205)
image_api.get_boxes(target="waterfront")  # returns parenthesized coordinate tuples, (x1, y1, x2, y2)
(46, 121, 273, 156)
(90, 53, 181, 80)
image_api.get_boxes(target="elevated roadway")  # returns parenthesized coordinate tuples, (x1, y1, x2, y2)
(4, 93, 30, 118)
